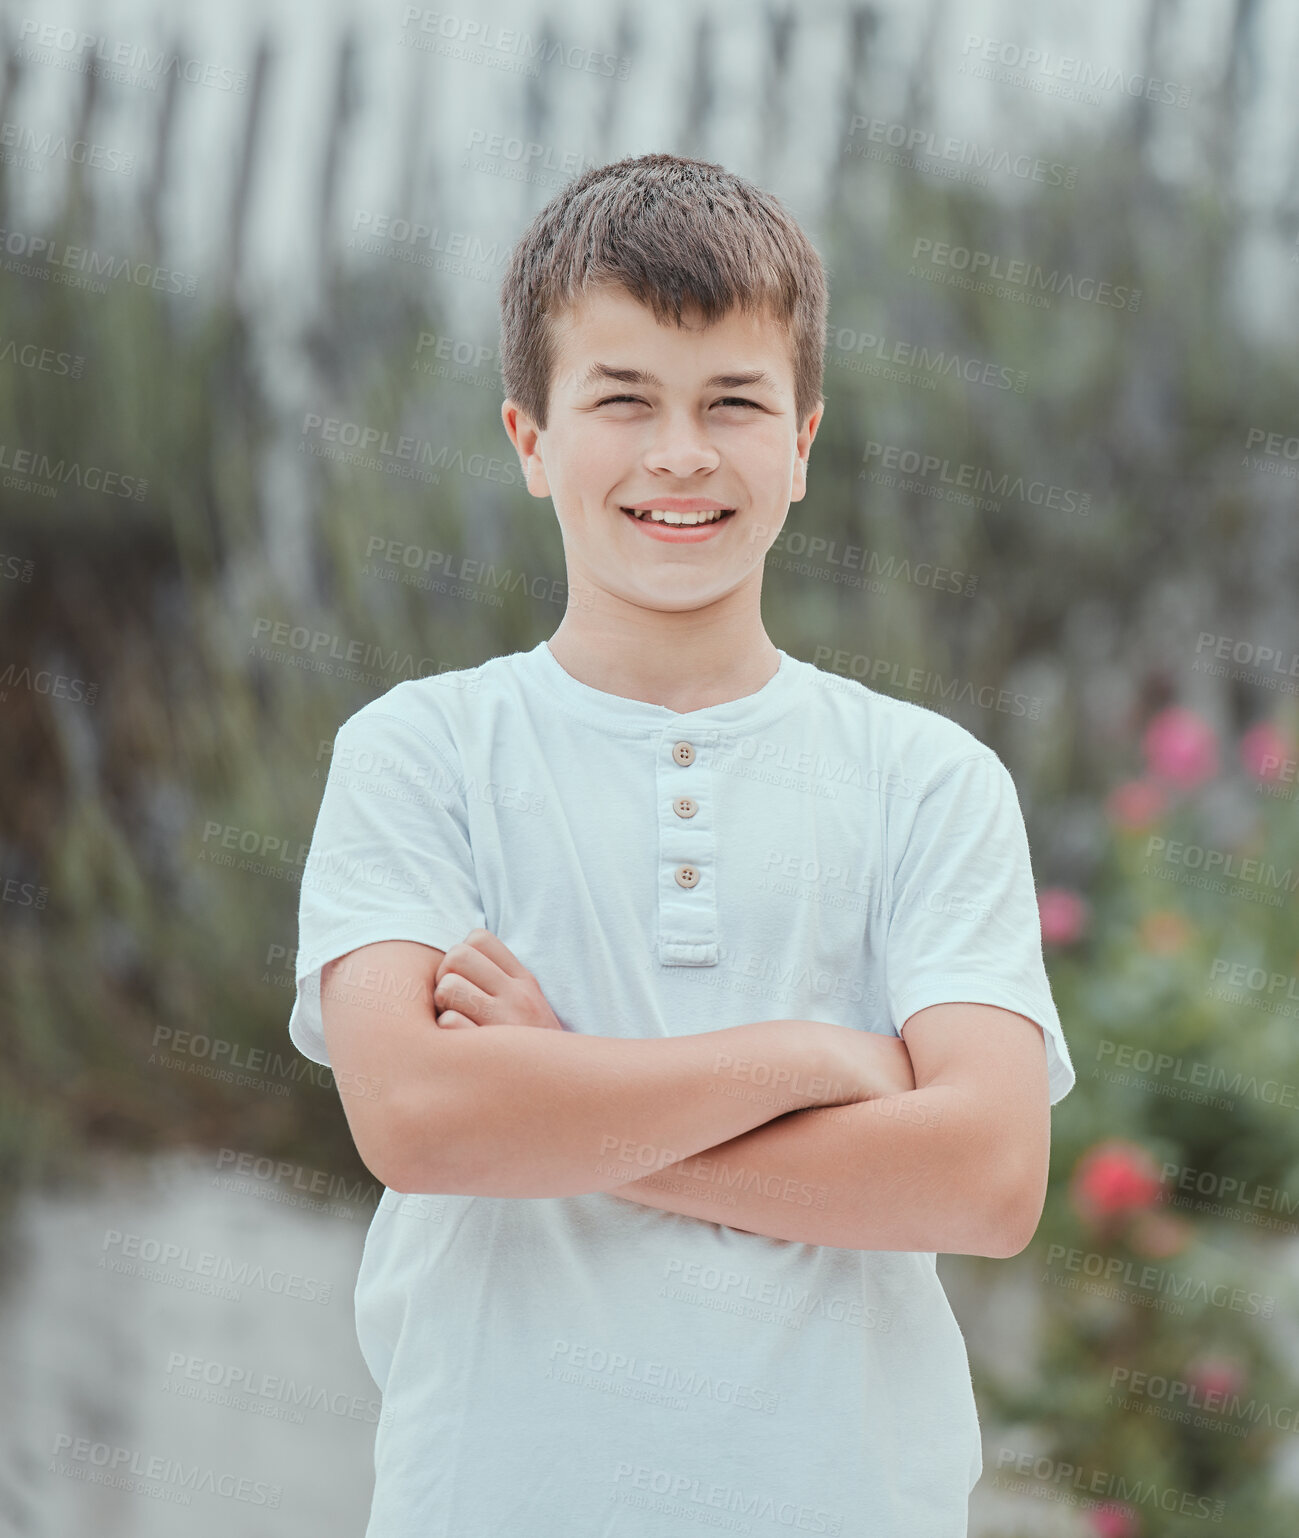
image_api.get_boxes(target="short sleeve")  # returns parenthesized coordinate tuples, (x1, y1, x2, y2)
(287, 707, 486, 1066)
(884, 750, 1075, 1105)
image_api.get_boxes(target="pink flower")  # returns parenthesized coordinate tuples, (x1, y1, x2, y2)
(1071, 1140, 1164, 1226)
(1105, 778, 1167, 830)
(1089, 1503, 1139, 1538)
(1142, 707, 1218, 788)
(1187, 1355, 1246, 1402)
(1240, 720, 1293, 781)
(1039, 887, 1089, 946)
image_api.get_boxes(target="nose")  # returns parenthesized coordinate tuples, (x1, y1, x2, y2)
(642, 409, 722, 478)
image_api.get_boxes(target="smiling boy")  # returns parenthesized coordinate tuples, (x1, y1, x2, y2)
(289, 152, 1075, 1537)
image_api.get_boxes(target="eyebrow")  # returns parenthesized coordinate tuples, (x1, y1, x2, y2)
(575, 363, 780, 392)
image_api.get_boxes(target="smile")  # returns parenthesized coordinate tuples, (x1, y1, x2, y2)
(620, 507, 735, 525)
(619, 506, 736, 544)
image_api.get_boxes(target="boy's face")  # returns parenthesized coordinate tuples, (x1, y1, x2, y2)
(502, 284, 822, 616)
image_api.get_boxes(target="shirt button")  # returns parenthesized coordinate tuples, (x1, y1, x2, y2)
(674, 865, 700, 889)
(672, 740, 696, 767)
(673, 796, 697, 818)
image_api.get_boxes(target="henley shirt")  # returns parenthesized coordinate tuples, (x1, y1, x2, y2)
(289, 637, 1075, 1538)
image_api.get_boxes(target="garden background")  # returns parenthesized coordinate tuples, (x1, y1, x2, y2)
(2, 0, 1299, 1532)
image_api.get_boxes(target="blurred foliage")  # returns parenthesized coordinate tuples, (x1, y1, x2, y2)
(2, 6, 1298, 1530)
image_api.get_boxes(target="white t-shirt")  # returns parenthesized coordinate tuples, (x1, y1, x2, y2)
(289, 638, 1075, 1538)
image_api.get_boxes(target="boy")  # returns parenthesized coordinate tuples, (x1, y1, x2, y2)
(289, 152, 1076, 1537)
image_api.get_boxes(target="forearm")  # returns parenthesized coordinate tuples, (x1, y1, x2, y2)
(393, 1019, 847, 1198)
(608, 1087, 1010, 1256)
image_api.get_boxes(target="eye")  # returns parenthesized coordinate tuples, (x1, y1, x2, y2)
(593, 393, 764, 414)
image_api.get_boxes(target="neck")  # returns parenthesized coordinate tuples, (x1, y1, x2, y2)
(545, 594, 780, 713)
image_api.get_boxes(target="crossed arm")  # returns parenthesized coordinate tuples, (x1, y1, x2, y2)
(322, 931, 1051, 1257)
(601, 1030, 1045, 1257)
(576, 994, 1048, 1256)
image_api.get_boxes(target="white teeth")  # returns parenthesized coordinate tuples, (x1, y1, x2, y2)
(629, 508, 730, 525)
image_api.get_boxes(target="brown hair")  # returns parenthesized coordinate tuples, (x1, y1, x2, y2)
(498, 152, 829, 432)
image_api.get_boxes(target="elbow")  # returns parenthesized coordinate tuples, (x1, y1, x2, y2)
(983, 1116, 1050, 1258)
(986, 1217, 1033, 1260)
(371, 1086, 464, 1195)
(380, 1141, 460, 1197)
(987, 1177, 1047, 1259)
(366, 1132, 426, 1197)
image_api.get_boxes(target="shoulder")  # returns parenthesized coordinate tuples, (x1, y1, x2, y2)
(794, 656, 1000, 792)
(333, 649, 524, 757)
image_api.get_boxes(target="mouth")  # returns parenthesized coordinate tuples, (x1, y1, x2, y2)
(620, 506, 736, 527)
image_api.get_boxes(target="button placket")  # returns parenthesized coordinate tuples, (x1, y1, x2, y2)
(657, 732, 719, 964)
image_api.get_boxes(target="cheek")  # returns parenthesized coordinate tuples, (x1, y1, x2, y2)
(554, 434, 625, 497)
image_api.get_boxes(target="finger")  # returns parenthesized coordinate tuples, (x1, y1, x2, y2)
(434, 1010, 478, 1030)
(435, 943, 509, 997)
(461, 928, 534, 981)
(433, 971, 497, 1025)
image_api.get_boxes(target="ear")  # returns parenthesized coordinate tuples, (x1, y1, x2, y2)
(790, 400, 824, 503)
(501, 399, 551, 499)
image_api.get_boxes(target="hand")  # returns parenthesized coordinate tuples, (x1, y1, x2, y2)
(817, 1025, 917, 1105)
(432, 929, 566, 1032)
